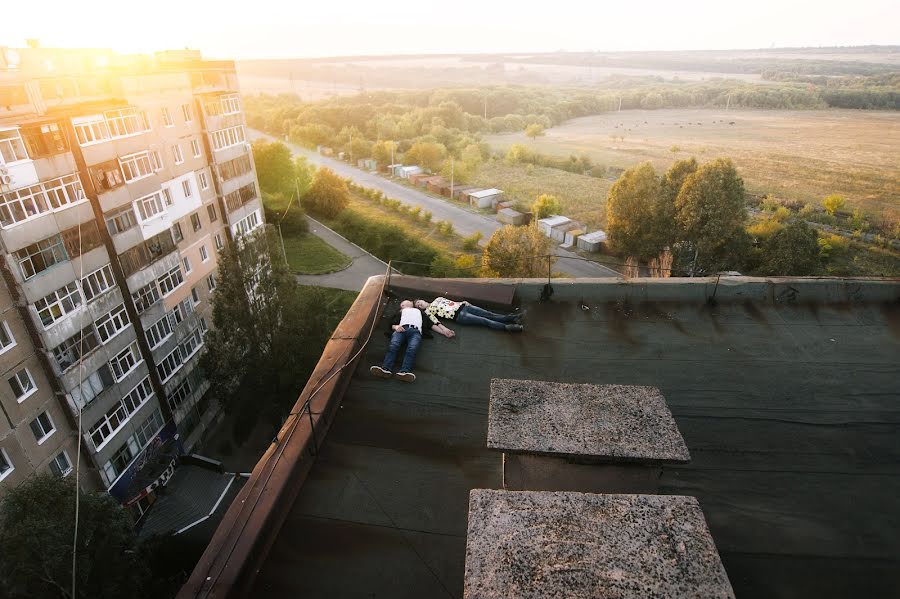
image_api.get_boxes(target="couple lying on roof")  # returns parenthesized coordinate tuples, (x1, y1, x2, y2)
(370, 296, 523, 383)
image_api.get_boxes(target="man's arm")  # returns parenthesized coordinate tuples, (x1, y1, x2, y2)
(385, 311, 402, 335)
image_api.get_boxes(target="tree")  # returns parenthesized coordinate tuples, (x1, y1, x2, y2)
(658, 157, 698, 247)
(525, 123, 545, 140)
(0, 474, 147, 599)
(532, 194, 562, 219)
(482, 225, 552, 277)
(302, 167, 350, 218)
(405, 141, 447, 172)
(675, 158, 747, 272)
(505, 143, 533, 165)
(822, 194, 846, 216)
(251, 140, 296, 196)
(760, 220, 821, 275)
(372, 140, 398, 165)
(606, 162, 664, 259)
(294, 156, 314, 198)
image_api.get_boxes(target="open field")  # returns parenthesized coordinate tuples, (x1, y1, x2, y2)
(485, 108, 900, 216)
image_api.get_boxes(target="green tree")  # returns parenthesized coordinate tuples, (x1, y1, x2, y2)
(532, 194, 562, 219)
(294, 156, 314, 197)
(760, 221, 821, 275)
(405, 141, 447, 172)
(658, 157, 698, 247)
(675, 158, 747, 272)
(372, 140, 398, 165)
(482, 225, 552, 277)
(822, 194, 846, 216)
(505, 143, 533, 165)
(0, 474, 147, 599)
(525, 123, 545, 140)
(302, 167, 350, 218)
(251, 140, 296, 196)
(606, 162, 664, 259)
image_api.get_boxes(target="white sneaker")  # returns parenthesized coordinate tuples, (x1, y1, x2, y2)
(370, 365, 392, 379)
(395, 371, 417, 383)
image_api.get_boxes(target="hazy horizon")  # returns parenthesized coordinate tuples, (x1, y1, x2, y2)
(2, 0, 898, 61)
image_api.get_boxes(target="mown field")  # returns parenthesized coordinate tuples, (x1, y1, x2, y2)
(485, 108, 900, 217)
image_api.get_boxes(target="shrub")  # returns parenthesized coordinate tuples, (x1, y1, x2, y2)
(462, 231, 483, 250)
(422, 211, 433, 223)
(330, 209, 437, 275)
(436, 220, 455, 236)
(302, 168, 350, 218)
(818, 232, 850, 260)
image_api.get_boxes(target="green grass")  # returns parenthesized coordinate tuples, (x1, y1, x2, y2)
(823, 240, 900, 277)
(283, 233, 351, 274)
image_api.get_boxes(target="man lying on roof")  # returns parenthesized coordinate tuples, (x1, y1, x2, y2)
(370, 299, 454, 383)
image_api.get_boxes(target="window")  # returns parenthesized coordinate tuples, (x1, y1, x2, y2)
(70, 365, 115, 407)
(21, 122, 67, 159)
(199, 317, 208, 334)
(104, 107, 146, 138)
(52, 326, 100, 371)
(15, 234, 67, 279)
(204, 94, 240, 116)
(119, 151, 154, 182)
(161, 107, 173, 127)
(146, 313, 173, 349)
(191, 213, 202, 233)
(218, 153, 252, 181)
(105, 204, 137, 235)
(81, 264, 115, 302)
(172, 222, 184, 243)
(34, 281, 82, 328)
(118, 231, 177, 277)
(198, 171, 209, 190)
(183, 256, 192, 274)
(88, 377, 154, 451)
(234, 210, 262, 238)
(181, 103, 193, 123)
(49, 451, 72, 477)
(0, 449, 13, 481)
(73, 117, 110, 146)
(162, 187, 173, 206)
(182, 179, 193, 198)
(211, 125, 246, 151)
(1, 173, 85, 228)
(60, 221, 103, 259)
(171, 298, 194, 326)
(131, 281, 161, 314)
(167, 377, 193, 411)
(95, 303, 129, 343)
(223, 183, 257, 212)
(157, 265, 184, 296)
(91, 161, 124, 191)
(30, 411, 55, 443)
(206, 204, 217, 222)
(141, 111, 151, 130)
(9, 368, 36, 401)
(0, 128, 28, 164)
(206, 274, 216, 292)
(0, 321, 16, 353)
(191, 287, 200, 305)
(136, 191, 165, 221)
(109, 342, 141, 381)
(214, 234, 224, 250)
(157, 328, 203, 382)
(199, 245, 209, 262)
(149, 149, 163, 171)
(191, 139, 201, 157)
(173, 144, 184, 165)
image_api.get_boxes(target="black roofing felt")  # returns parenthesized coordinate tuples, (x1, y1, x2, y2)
(252, 296, 900, 599)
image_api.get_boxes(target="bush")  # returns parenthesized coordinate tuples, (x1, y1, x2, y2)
(818, 232, 850, 260)
(436, 220, 455, 236)
(329, 209, 438, 275)
(462, 231, 483, 250)
(302, 168, 350, 218)
(422, 210, 433, 223)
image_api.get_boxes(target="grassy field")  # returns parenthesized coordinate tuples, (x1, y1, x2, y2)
(485, 108, 900, 217)
(283, 233, 351, 274)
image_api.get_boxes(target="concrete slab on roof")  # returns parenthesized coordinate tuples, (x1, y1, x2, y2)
(487, 379, 690, 463)
(464, 489, 735, 599)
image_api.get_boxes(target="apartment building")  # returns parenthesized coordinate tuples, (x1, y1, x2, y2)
(0, 46, 264, 515)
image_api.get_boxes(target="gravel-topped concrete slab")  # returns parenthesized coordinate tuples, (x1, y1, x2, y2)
(464, 489, 734, 599)
(488, 379, 690, 463)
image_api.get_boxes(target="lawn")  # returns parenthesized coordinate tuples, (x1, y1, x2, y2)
(283, 232, 351, 274)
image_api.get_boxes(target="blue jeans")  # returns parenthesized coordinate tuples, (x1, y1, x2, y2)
(382, 325, 422, 372)
(455, 304, 518, 330)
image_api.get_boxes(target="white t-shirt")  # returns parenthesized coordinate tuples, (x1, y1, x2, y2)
(399, 307, 423, 330)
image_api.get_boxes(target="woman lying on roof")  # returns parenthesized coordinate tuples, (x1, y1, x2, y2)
(415, 297, 524, 333)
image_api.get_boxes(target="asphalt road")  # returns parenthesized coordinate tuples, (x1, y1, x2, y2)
(249, 129, 619, 278)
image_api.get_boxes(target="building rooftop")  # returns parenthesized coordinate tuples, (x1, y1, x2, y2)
(469, 188, 503, 198)
(182, 276, 900, 599)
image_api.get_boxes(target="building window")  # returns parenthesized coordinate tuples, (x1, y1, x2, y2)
(119, 151, 154, 183)
(105, 204, 138, 236)
(0, 321, 16, 353)
(88, 377, 154, 452)
(15, 234, 68, 280)
(214, 234, 224, 250)
(161, 107, 173, 127)
(73, 117, 110, 146)
(34, 281, 82, 328)
(191, 287, 200, 305)
(191, 213, 202, 233)
(206, 274, 216, 292)
(0, 449, 13, 481)
(172, 222, 184, 243)
(131, 281, 161, 314)
(81, 264, 115, 302)
(104, 107, 146, 138)
(9, 368, 36, 401)
(146, 313, 173, 349)
(204, 94, 240, 116)
(150, 149, 163, 171)
(49, 451, 72, 477)
(171, 298, 194, 326)
(191, 138, 201, 157)
(135, 191, 165, 221)
(95, 303, 129, 343)
(234, 210, 262, 239)
(70, 364, 115, 407)
(206, 204, 217, 222)
(211, 125, 246, 151)
(158, 265, 184, 297)
(162, 187, 173, 206)
(167, 377, 193, 411)
(109, 342, 141, 381)
(182, 180, 193, 199)
(198, 171, 209, 190)
(183, 257, 192, 275)
(199, 245, 209, 262)
(0, 173, 85, 228)
(30, 411, 55, 443)
(157, 328, 203, 383)
(218, 153, 252, 181)
(181, 103, 193, 123)
(21, 122, 68, 159)
(52, 326, 100, 371)
(173, 144, 184, 165)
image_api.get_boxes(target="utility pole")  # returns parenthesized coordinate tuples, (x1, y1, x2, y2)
(349, 131, 353, 165)
(450, 156, 455, 199)
(277, 178, 300, 266)
(483, 94, 487, 120)
(390, 141, 395, 169)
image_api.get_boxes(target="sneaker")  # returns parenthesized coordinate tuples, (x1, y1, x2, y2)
(370, 365, 392, 379)
(395, 371, 417, 383)
(505, 324, 524, 333)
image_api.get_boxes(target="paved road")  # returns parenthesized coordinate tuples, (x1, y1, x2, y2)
(250, 130, 619, 278)
(296, 215, 390, 292)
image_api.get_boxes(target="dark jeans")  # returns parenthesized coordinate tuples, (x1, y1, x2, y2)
(382, 325, 422, 372)
(455, 304, 518, 330)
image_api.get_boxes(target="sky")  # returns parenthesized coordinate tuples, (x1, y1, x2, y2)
(1, 0, 898, 60)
